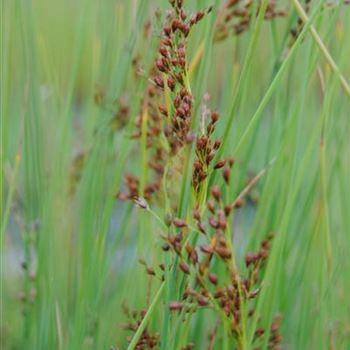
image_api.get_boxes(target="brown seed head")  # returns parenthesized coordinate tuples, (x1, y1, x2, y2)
(179, 261, 190, 274)
(214, 159, 226, 169)
(169, 301, 183, 311)
(211, 185, 221, 201)
(173, 218, 187, 228)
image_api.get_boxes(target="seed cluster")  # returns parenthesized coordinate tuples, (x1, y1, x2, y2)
(163, 188, 277, 347)
(118, 1, 210, 204)
(118, 1, 285, 349)
(215, 0, 287, 41)
(152, 1, 209, 154)
(192, 111, 229, 193)
(122, 307, 160, 349)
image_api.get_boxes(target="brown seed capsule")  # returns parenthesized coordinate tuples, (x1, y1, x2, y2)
(216, 247, 232, 259)
(214, 159, 226, 169)
(208, 272, 218, 285)
(255, 328, 265, 337)
(200, 244, 214, 254)
(211, 112, 219, 124)
(228, 156, 235, 167)
(233, 198, 244, 208)
(159, 105, 168, 116)
(196, 11, 205, 22)
(179, 57, 186, 68)
(206, 152, 215, 164)
(207, 200, 215, 214)
(259, 249, 269, 260)
(245, 252, 257, 267)
(178, 46, 186, 58)
(190, 14, 197, 26)
(169, 301, 183, 311)
(167, 77, 175, 91)
(197, 222, 206, 234)
(208, 217, 218, 229)
(189, 249, 198, 264)
(177, 107, 185, 117)
(179, 261, 190, 274)
(173, 218, 187, 228)
(154, 76, 164, 88)
(223, 167, 230, 184)
(159, 46, 168, 57)
(206, 123, 214, 135)
(211, 185, 221, 201)
(156, 59, 167, 72)
(193, 208, 201, 221)
(163, 26, 172, 36)
(198, 171, 207, 181)
(224, 204, 232, 216)
(197, 296, 209, 306)
(213, 139, 221, 150)
(146, 267, 156, 276)
(181, 25, 190, 37)
(217, 211, 227, 230)
(172, 19, 181, 32)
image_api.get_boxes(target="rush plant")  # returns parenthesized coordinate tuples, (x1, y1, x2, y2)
(2, 0, 350, 350)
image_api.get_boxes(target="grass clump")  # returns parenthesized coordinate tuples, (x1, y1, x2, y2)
(2, 0, 350, 349)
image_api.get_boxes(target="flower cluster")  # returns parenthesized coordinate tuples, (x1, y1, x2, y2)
(118, 1, 210, 204)
(121, 307, 160, 349)
(215, 0, 287, 42)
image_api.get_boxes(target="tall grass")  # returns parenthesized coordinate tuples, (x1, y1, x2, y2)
(2, 0, 350, 349)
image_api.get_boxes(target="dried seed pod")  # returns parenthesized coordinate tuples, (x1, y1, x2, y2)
(163, 26, 172, 36)
(167, 77, 176, 91)
(211, 185, 221, 201)
(169, 301, 183, 311)
(193, 160, 202, 170)
(223, 167, 230, 184)
(189, 249, 198, 264)
(255, 328, 265, 337)
(159, 46, 168, 57)
(208, 217, 219, 229)
(214, 159, 226, 169)
(211, 111, 219, 123)
(216, 246, 231, 259)
(233, 198, 244, 208)
(193, 208, 201, 221)
(159, 105, 168, 116)
(207, 200, 215, 214)
(228, 156, 235, 167)
(154, 76, 164, 88)
(200, 244, 214, 255)
(208, 272, 218, 285)
(173, 218, 187, 228)
(224, 204, 232, 216)
(245, 253, 255, 267)
(197, 296, 209, 306)
(146, 267, 156, 276)
(197, 222, 206, 234)
(156, 59, 167, 73)
(213, 139, 222, 150)
(179, 261, 190, 274)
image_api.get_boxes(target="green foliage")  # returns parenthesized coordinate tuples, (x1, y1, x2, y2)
(2, 0, 350, 349)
